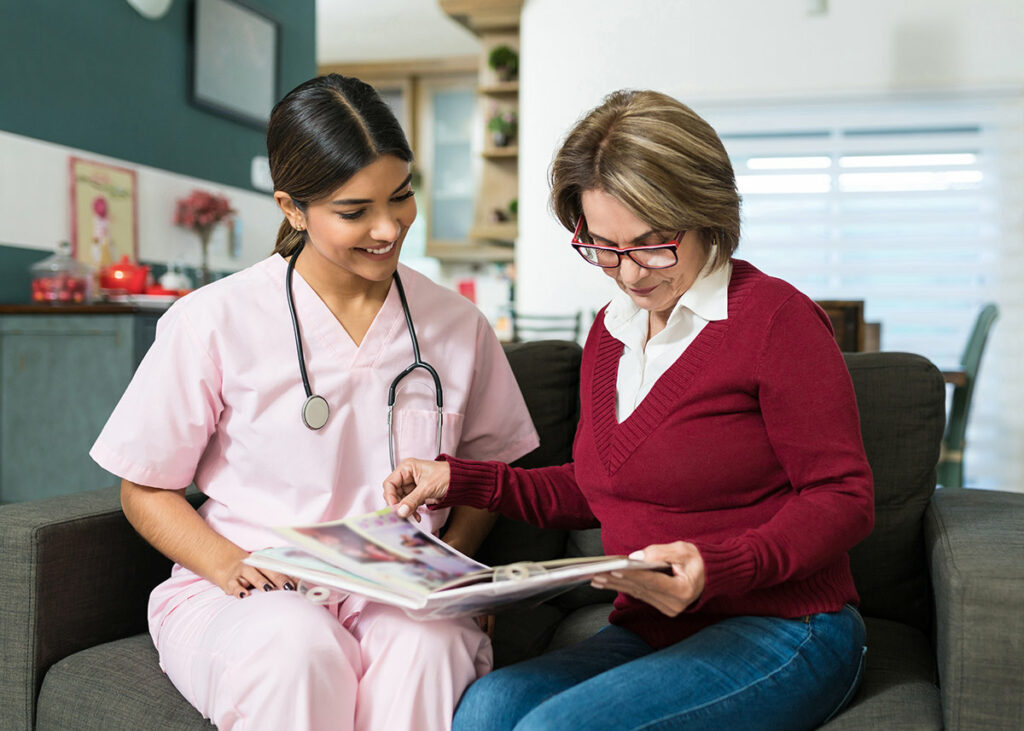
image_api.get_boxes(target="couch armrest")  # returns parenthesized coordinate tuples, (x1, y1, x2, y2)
(925, 488, 1024, 731)
(0, 486, 174, 730)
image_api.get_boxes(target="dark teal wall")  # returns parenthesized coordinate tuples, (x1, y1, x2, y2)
(0, 0, 315, 190)
(0, 0, 315, 302)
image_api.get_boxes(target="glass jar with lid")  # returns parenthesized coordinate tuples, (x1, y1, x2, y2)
(30, 242, 93, 304)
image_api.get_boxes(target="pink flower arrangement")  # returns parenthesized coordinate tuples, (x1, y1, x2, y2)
(174, 189, 234, 232)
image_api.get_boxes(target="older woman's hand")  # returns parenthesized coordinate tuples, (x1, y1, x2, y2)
(383, 458, 452, 521)
(590, 541, 706, 617)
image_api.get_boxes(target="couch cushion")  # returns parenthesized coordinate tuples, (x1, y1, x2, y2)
(37, 633, 212, 730)
(843, 353, 945, 635)
(821, 617, 941, 729)
(501, 339, 583, 471)
(545, 603, 613, 652)
(477, 341, 584, 567)
(492, 602, 567, 669)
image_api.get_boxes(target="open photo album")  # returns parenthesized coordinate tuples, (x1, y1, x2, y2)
(244, 508, 666, 620)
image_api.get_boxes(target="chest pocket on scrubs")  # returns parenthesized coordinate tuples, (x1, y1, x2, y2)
(395, 410, 464, 463)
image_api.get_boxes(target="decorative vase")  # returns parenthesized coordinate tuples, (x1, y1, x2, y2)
(196, 225, 212, 287)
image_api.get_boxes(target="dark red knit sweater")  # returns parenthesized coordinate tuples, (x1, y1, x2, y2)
(441, 260, 874, 648)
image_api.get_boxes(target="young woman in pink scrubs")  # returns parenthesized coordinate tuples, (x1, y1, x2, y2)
(90, 74, 539, 731)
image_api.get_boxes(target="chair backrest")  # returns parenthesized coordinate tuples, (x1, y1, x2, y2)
(815, 300, 865, 352)
(938, 303, 999, 488)
(510, 311, 582, 343)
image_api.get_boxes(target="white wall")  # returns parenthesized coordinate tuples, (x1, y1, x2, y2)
(0, 130, 281, 274)
(316, 0, 478, 63)
(516, 0, 1024, 317)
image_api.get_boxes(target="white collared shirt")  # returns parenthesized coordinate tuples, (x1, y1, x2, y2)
(603, 256, 732, 422)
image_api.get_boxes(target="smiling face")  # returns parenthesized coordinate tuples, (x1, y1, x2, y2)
(275, 155, 416, 290)
(581, 189, 709, 325)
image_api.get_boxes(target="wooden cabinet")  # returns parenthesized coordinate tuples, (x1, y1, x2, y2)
(0, 306, 160, 502)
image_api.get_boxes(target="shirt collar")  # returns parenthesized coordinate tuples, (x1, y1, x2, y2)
(604, 252, 731, 339)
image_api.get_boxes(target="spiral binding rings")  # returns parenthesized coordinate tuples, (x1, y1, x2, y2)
(492, 562, 547, 582)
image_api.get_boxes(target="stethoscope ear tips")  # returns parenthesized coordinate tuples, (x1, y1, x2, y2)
(302, 394, 330, 430)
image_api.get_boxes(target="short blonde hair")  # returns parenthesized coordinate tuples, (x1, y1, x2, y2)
(550, 90, 740, 270)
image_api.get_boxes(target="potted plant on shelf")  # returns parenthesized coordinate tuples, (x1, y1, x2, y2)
(487, 109, 518, 148)
(488, 44, 519, 82)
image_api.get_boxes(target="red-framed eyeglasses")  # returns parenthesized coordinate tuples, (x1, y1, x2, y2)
(570, 216, 682, 270)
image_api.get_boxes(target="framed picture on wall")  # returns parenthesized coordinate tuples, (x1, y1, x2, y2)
(190, 0, 279, 129)
(68, 157, 138, 268)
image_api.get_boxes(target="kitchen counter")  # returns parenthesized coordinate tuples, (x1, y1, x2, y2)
(0, 302, 171, 315)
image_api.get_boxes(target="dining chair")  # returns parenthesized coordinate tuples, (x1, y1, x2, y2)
(510, 310, 582, 343)
(937, 303, 999, 488)
(815, 300, 865, 352)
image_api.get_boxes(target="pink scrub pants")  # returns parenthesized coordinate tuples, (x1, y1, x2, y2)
(150, 579, 492, 730)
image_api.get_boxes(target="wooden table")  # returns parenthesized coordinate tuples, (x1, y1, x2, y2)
(941, 368, 967, 387)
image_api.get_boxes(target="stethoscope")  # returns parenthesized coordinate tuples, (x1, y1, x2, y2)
(285, 240, 443, 469)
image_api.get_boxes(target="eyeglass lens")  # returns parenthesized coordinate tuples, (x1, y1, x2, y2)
(577, 245, 678, 269)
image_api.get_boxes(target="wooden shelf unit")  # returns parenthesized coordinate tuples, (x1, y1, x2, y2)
(441, 0, 522, 259)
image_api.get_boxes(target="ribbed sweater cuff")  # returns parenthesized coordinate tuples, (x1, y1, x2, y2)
(434, 455, 499, 511)
(690, 540, 758, 610)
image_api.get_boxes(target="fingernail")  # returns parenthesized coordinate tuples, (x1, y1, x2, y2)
(611, 571, 624, 578)
(263, 583, 272, 592)
(397, 505, 409, 518)
(283, 582, 295, 591)
(591, 579, 605, 587)
(628, 550, 644, 560)
(239, 591, 248, 599)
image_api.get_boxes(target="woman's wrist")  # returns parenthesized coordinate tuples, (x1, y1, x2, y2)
(436, 456, 500, 511)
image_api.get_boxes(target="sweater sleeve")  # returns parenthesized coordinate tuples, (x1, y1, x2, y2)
(691, 293, 875, 606)
(436, 457, 599, 531)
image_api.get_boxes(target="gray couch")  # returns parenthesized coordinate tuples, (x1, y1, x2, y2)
(3, 341, 1024, 730)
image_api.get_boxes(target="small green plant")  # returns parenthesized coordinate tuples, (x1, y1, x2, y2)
(488, 45, 519, 80)
(487, 110, 517, 137)
(508, 198, 518, 217)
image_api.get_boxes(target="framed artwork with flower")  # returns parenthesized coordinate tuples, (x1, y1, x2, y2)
(68, 156, 138, 269)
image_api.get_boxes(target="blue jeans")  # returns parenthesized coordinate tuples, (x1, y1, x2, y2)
(455, 605, 866, 731)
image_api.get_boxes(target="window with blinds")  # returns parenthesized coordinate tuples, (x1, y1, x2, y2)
(699, 93, 1024, 491)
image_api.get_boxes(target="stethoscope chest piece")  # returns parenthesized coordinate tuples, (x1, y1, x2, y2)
(302, 394, 330, 430)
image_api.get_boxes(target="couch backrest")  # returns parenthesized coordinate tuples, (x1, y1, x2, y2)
(476, 341, 583, 567)
(843, 351, 945, 633)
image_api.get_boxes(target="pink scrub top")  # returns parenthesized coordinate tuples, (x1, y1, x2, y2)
(90, 254, 539, 554)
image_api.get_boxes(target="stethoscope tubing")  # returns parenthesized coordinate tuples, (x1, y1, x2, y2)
(286, 240, 443, 469)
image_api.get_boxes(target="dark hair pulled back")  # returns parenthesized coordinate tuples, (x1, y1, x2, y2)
(267, 74, 413, 256)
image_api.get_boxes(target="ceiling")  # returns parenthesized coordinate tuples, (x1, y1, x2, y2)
(316, 0, 480, 65)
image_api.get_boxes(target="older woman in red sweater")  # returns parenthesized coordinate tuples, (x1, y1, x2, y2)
(384, 89, 874, 731)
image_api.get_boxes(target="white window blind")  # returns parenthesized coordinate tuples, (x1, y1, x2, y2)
(699, 93, 1024, 491)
